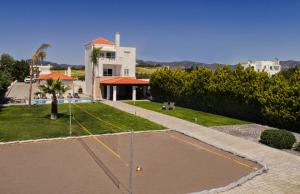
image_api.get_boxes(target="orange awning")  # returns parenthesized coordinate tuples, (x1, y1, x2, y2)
(100, 77, 149, 85)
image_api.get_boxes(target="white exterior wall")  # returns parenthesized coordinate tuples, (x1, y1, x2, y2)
(36, 65, 51, 75)
(85, 45, 93, 96)
(241, 60, 281, 76)
(117, 47, 136, 77)
(84, 33, 136, 97)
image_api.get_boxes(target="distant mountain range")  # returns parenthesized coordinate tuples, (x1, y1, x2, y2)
(26, 59, 84, 69)
(137, 59, 300, 70)
(136, 59, 226, 69)
(26, 59, 300, 70)
(279, 60, 300, 70)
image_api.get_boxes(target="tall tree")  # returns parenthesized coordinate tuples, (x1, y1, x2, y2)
(0, 53, 14, 70)
(8, 60, 30, 81)
(90, 47, 102, 102)
(38, 79, 69, 119)
(28, 44, 50, 105)
(0, 71, 12, 103)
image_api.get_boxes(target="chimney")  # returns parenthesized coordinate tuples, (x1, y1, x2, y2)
(115, 32, 120, 47)
(67, 67, 71, 77)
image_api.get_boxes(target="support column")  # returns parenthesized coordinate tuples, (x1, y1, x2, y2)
(132, 86, 136, 101)
(143, 86, 147, 98)
(113, 85, 117, 101)
(106, 85, 111, 100)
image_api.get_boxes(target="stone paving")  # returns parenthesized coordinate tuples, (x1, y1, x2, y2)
(5, 81, 88, 101)
(211, 124, 300, 142)
(210, 124, 300, 157)
(103, 101, 300, 194)
(6, 82, 39, 99)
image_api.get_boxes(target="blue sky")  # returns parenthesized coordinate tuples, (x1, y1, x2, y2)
(0, 0, 300, 65)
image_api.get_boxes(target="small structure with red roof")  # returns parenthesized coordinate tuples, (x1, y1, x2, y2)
(35, 72, 75, 81)
(85, 32, 149, 101)
(33, 71, 76, 99)
(35, 72, 75, 97)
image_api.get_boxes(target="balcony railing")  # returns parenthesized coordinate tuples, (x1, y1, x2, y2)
(98, 57, 122, 65)
(103, 71, 121, 76)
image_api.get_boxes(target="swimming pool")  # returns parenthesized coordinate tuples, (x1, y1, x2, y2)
(31, 98, 92, 105)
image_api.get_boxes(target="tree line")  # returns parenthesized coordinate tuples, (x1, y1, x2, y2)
(0, 53, 30, 101)
(150, 65, 300, 132)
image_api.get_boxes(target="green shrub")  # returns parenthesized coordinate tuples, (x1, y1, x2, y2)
(150, 66, 300, 131)
(77, 75, 85, 81)
(294, 142, 300, 152)
(260, 129, 296, 149)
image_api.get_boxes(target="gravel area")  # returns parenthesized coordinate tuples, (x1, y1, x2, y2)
(210, 124, 300, 157)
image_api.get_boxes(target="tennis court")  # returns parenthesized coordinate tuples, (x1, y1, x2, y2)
(0, 130, 262, 194)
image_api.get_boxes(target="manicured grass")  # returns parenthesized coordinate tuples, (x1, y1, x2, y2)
(0, 103, 165, 142)
(127, 101, 250, 127)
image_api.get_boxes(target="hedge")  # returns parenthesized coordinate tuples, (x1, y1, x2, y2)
(294, 142, 300, 152)
(260, 129, 296, 149)
(150, 66, 300, 132)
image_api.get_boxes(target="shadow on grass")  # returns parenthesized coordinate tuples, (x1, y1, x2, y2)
(43, 113, 69, 119)
(0, 105, 4, 112)
(0, 104, 8, 113)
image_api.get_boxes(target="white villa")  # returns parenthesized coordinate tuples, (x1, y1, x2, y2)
(84, 32, 149, 101)
(241, 59, 281, 76)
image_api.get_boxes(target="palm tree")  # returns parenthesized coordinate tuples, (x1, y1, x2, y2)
(28, 44, 51, 106)
(90, 47, 102, 102)
(38, 79, 69, 119)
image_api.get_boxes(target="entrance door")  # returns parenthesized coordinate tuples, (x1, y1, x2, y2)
(117, 85, 132, 100)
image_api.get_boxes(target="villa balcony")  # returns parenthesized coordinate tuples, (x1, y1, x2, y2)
(98, 57, 122, 65)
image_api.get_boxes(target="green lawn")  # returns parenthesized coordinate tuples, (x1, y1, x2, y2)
(127, 101, 249, 127)
(0, 103, 165, 142)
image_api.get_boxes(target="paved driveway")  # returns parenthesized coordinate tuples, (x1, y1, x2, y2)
(103, 101, 300, 194)
(6, 82, 39, 99)
(5, 81, 89, 100)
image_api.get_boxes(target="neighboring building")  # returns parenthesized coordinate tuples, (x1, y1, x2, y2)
(35, 72, 74, 83)
(35, 64, 52, 75)
(240, 59, 281, 76)
(35, 72, 75, 98)
(84, 32, 149, 101)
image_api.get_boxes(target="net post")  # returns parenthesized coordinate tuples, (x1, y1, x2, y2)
(68, 97, 72, 136)
(128, 128, 134, 194)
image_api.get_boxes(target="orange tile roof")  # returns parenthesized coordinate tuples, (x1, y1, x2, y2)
(36, 72, 75, 81)
(100, 77, 149, 85)
(89, 38, 114, 45)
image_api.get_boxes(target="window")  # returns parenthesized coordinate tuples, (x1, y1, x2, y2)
(124, 51, 130, 54)
(106, 52, 115, 59)
(124, 69, 129, 76)
(103, 68, 113, 76)
(100, 52, 105, 58)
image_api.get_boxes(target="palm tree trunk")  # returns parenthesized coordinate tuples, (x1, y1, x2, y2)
(28, 62, 33, 106)
(51, 95, 58, 119)
(91, 62, 95, 102)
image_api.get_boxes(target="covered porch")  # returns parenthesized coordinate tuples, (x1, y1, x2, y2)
(100, 77, 149, 101)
